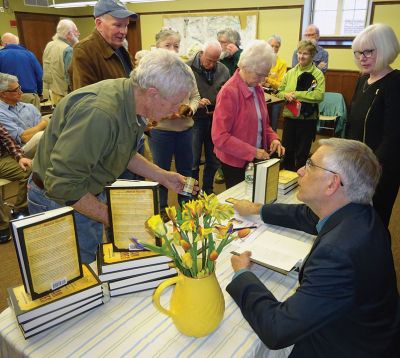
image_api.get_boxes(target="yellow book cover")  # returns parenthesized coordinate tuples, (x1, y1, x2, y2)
(8, 264, 102, 322)
(279, 170, 299, 185)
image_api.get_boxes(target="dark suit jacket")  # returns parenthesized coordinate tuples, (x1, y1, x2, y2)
(227, 203, 400, 358)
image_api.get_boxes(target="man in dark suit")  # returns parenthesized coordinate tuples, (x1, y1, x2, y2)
(228, 138, 400, 357)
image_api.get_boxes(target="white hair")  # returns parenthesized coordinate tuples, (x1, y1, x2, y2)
(238, 40, 276, 73)
(0, 73, 18, 91)
(130, 48, 194, 98)
(56, 19, 77, 39)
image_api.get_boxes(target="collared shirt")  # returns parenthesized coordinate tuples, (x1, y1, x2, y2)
(0, 123, 23, 161)
(0, 101, 41, 145)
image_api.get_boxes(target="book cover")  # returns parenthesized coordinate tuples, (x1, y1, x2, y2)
(97, 243, 172, 274)
(278, 182, 298, 195)
(10, 207, 83, 300)
(252, 158, 280, 204)
(108, 267, 177, 290)
(278, 170, 299, 188)
(20, 298, 103, 339)
(106, 180, 160, 251)
(286, 100, 301, 117)
(109, 277, 170, 297)
(231, 230, 312, 275)
(8, 264, 102, 323)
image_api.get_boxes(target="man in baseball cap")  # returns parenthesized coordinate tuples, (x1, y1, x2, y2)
(70, 0, 137, 89)
(94, 0, 137, 19)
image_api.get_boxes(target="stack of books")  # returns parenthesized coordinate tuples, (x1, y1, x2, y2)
(278, 170, 299, 195)
(97, 243, 176, 297)
(8, 264, 103, 339)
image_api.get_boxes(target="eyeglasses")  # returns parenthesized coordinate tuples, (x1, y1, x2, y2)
(353, 49, 375, 59)
(4, 84, 22, 93)
(304, 33, 317, 37)
(305, 158, 344, 186)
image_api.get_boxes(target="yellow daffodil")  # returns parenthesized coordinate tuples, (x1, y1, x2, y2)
(209, 250, 219, 261)
(180, 218, 195, 232)
(147, 215, 167, 237)
(214, 222, 233, 239)
(180, 240, 191, 251)
(165, 206, 177, 222)
(196, 226, 214, 242)
(182, 252, 193, 268)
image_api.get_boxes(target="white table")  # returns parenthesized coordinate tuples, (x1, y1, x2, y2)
(0, 183, 315, 358)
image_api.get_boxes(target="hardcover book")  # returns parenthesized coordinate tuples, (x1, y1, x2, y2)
(252, 158, 280, 204)
(8, 264, 102, 324)
(10, 207, 82, 300)
(109, 277, 171, 297)
(97, 243, 172, 274)
(106, 180, 160, 251)
(278, 170, 299, 188)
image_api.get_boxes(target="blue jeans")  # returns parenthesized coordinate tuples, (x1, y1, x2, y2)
(268, 102, 283, 132)
(148, 128, 193, 211)
(27, 177, 106, 264)
(192, 117, 219, 194)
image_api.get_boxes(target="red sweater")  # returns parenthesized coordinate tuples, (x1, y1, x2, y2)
(211, 70, 278, 168)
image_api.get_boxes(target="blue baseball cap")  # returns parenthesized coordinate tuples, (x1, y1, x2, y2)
(94, 0, 137, 19)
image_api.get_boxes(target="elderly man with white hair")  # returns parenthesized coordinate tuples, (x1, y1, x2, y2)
(28, 49, 197, 264)
(187, 41, 230, 195)
(42, 19, 80, 105)
(228, 138, 400, 357)
(71, 0, 136, 90)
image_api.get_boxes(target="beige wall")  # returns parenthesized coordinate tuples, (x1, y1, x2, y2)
(1, 0, 399, 71)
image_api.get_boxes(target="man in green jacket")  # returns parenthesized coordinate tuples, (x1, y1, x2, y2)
(28, 50, 196, 264)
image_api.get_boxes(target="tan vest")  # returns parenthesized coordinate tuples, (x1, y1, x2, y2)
(42, 36, 70, 96)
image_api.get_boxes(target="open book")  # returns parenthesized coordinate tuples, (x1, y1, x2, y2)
(106, 180, 160, 251)
(253, 158, 280, 204)
(232, 230, 313, 275)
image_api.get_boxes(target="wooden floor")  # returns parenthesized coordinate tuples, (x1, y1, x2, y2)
(1, 135, 399, 313)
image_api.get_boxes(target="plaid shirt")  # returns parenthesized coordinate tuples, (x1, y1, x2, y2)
(0, 123, 23, 162)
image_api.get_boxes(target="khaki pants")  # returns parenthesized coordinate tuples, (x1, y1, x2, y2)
(22, 131, 44, 159)
(50, 91, 65, 106)
(0, 155, 31, 230)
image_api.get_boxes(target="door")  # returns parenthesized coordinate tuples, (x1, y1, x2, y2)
(127, 16, 142, 60)
(15, 12, 59, 65)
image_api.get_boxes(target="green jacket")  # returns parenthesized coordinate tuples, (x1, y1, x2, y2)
(277, 63, 325, 119)
(33, 78, 143, 205)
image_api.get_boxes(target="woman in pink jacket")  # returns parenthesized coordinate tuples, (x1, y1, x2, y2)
(211, 40, 285, 188)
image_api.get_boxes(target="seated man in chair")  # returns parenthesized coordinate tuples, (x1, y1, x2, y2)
(0, 73, 49, 158)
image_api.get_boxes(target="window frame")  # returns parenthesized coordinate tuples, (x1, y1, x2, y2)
(305, 0, 372, 48)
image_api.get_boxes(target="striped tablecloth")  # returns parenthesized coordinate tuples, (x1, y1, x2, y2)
(0, 182, 314, 358)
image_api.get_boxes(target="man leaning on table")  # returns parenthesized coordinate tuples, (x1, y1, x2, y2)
(28, 49, 197, 264)
(228, 138, 400, 357)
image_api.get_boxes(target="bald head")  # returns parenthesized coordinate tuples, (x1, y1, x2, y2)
(200, 41, 222, 70)
(304, 24, 320, 41)
(1, 33, 19, 46)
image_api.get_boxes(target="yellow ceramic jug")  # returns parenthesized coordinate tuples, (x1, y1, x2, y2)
(153, 270, 225, 337)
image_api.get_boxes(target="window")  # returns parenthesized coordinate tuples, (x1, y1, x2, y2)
(311, 0, 370, 36)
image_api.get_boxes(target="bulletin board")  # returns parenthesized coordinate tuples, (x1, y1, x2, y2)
(163, 11, 258, 56)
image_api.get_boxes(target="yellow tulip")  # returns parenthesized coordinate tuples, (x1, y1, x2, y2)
(147, 215, 167, 237)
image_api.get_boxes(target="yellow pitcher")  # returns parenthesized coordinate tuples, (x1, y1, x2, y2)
(153, 270, 225, 337)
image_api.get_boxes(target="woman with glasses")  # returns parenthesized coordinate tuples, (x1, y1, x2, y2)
(346, 23, 400, 227)
(148, 28, 200, 220)
(211, 40, 285, 189)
